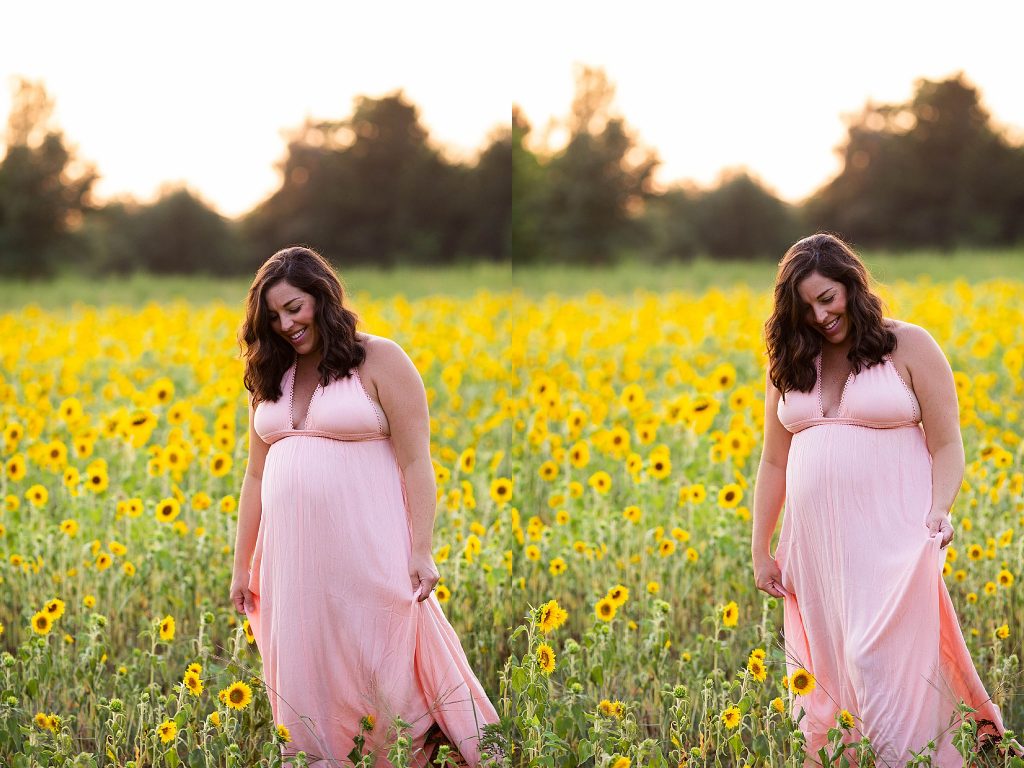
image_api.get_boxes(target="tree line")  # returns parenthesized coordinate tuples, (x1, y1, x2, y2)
(515, 68, 1024, 264)
(2, 70, 1022, 277)
(0, 81, 510, 277)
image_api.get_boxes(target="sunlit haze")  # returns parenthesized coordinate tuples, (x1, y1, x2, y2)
(0, 2, 511, 218)
(515, 0, 1024, 202)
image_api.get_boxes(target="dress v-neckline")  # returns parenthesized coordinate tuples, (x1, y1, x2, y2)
(816, 353, 855, 419)
(289, 361, 322, 431)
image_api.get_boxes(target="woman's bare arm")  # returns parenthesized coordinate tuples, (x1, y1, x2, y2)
(896, 323, 960, 546)
(364, 336, 440, 601)
(752, 371, 793, 597)
(230, 400, 269, 612)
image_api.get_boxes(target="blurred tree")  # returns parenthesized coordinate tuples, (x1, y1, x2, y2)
(807, 73, 1024, 248)
(693, 170, 799, 259)
(0, 79, 96, 277)
(641, 185, 701, 262)
(83, 188, 243, 275)
(246, 91, 481, 267)
(458, 127, 511, 262)
(537, 67, 658, 264)
(511, 107, 546, 264)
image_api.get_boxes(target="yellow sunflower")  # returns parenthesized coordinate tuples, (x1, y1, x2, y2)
(536, 643, 556, 675)
(790, 668, 816, 696)
(222, 680, 253, 710)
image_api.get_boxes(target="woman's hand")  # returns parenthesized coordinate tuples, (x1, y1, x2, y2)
(925, 510, 954, 548)
(753, 553, 786, 598)
(409, 551, 440, 602)
(230, 570, 255, 614)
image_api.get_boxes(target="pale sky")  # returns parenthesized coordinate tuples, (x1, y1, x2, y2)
(3, 2, 1021, 215)
(0, 1, 511, 218)
(516, 0, 1024, 202)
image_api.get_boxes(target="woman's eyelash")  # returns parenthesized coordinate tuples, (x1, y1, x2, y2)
(269, 306, 301, 320)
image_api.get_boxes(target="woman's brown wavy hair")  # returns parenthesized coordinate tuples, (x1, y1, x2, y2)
(240, 246, 365, 405)
(765, 233, 895, 396)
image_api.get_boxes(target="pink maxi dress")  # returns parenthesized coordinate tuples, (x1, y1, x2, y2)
(775, 353, 1004, 766)
(247, 362, 499, 766)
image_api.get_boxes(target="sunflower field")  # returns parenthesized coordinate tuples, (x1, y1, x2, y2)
(0, 278, 1022, 767)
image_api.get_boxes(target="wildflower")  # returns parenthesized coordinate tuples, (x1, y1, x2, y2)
(718, 483, 743, 508)
(647, 581, 660, 594)
(44, 599, 65, 619)
(721, 705, 741, 729)
(598, 699, 625, 718)
(155, 498, 180, 523)
(26, 484, 49, 507)
(210, 452, 232, 477)
(623, 505, 642, 523)
(659, 539, 676, 557)
(31, 611, 53, 635)
(222, 681, 253, 710)
(489, 477, 512, 505)
(184, 670, 203, 696)
(998, 569, 1014, 588)
(588, 471, 612, 494)
(790, 668, 816, 696)
(59, 519, 78, 537)
(647, 455, 671, 479)
(538, 461, 558, 481)
(159, 615, 175, 642)
(747, 655, 767, 682)
(435, 585, 451, 602)
(243, 619, 255, 643)
(361, 714, 376, 732)
(996, 624, 1010, 640)
(276, 724, 292, 743)
(157, 719, 177, 743)
(96, 553, 112, 570)
(721, 601, 739, 628)
(685, 547, 699, 562)
(569, 441, 590, 468)
(208, 711, 221, 727)
(611, 758, 630, 768)
(838, 710, 855, 728)
(607, 585, 629, 607)
(549, 557, 567, 576)
(771, 697, 785, 714)
(536, 643, 556, 674)
(538, 600, 568, 634)
(595, 597, 617, 622)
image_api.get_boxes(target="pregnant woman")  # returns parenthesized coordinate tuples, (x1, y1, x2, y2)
(751, 233, 1004, 765)
(230, 246, 498, 766)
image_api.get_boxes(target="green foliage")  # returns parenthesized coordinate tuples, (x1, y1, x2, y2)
(0, 80, 96, 278)
(244, 91, 509, 268)
(82, 189, 245, 276)
(806, 73, 1024, 248)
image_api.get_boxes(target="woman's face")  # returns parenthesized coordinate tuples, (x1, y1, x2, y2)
(796, 271, 850, 345)
(264, 279, 321, 356)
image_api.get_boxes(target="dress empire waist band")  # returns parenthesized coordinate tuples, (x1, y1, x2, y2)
(259, 428, 390, 444)
(785, 416, 921, 433)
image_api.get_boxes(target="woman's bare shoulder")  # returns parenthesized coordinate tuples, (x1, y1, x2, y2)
(358, 333, 407, 366)
(356, 333, 418, 387)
